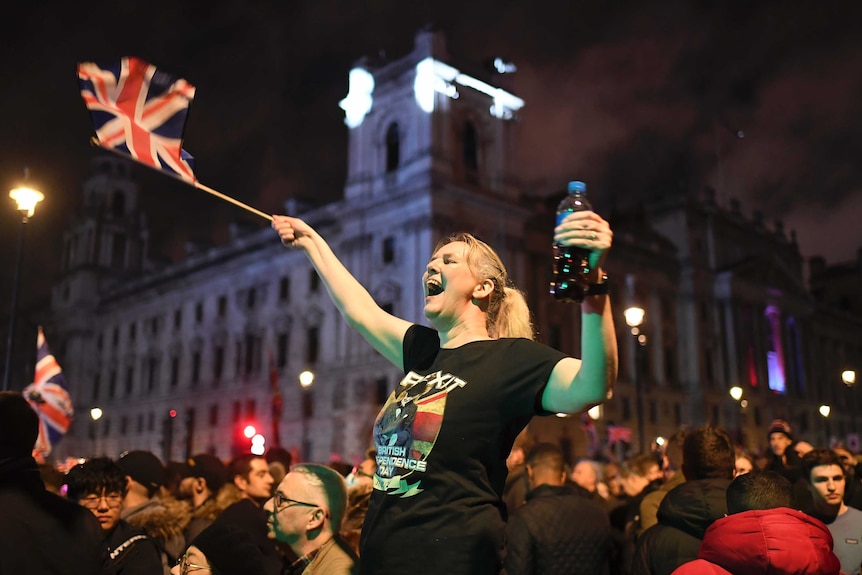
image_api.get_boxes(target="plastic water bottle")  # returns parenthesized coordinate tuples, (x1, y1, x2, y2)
(550, 180, 592, 302)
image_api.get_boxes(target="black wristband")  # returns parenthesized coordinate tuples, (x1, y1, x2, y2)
(583, 273, 610, 297)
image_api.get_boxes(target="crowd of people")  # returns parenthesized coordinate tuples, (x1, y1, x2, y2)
(2, 211, 860, 574)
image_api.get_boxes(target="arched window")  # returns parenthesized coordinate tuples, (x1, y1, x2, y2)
(463, 121, 478, 173)
(385, 122, 400, 173)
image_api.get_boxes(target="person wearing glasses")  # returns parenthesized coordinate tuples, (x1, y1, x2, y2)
(172, 522, 268, 575)
(66, 457, 163, 575)
(264, 464, 359, 574)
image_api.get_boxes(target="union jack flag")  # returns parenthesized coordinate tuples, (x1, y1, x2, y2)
(77, 57, 196, 183)
(607, 424, 633, 446)
(23, 328, 74, 461)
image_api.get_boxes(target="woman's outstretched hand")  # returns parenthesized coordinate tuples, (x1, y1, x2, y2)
(271, 215, 315, 250)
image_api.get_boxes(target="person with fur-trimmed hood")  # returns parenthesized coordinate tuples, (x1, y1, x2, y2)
(117, 450, 190, 575)
(177, 453, 229, 544)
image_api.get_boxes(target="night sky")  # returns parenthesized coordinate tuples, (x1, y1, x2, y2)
(2, 0, 861, 312)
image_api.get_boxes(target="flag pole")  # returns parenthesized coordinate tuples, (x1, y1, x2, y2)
(89, 139, 273, 221)
(194, 182, 272, 221)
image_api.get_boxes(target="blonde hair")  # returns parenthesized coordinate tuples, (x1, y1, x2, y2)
(434, 233, 535, 340)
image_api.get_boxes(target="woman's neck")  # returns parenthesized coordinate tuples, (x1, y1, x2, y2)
(436, 318, 492, 348)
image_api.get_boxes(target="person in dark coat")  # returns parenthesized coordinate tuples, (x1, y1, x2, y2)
(66, 457, 163, 575)
(632, 425, 735, 575)
(0, 391, 107, 575)
(505, 443, 611, 575)
(671, 470, 840, 575)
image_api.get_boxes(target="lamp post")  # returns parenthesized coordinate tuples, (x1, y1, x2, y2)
(728, 386, 745, 446)
(3, 181, 44, 391)
(624, 306, 646, 454)
(90, 407, 103, 455)
(299, 369, 315, 461)
(819, 404, 832, 446)
(843, 370, 857, 439)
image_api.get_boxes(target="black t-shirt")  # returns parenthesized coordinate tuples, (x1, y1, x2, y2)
(360, 325, 567, 575)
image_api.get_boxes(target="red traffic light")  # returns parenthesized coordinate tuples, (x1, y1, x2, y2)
(169, 409, 177, 418)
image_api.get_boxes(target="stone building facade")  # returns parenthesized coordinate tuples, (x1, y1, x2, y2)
(48, 28, 861, 465)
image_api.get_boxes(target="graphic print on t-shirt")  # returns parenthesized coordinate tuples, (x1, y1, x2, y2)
(373, 369, 467, 497)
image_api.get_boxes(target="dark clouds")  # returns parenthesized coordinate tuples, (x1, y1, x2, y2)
(1, 0, 861, 309)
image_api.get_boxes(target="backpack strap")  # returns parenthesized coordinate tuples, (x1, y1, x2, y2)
(109, 534, 149, 560)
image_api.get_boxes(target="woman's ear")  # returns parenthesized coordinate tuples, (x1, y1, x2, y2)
(472, 279, 495, 300)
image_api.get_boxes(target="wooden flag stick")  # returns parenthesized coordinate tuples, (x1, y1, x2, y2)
(194, 182, 272, 221)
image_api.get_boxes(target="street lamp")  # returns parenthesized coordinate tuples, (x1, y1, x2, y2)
(3, 180, 44, 391)
(729, 386, 743, 401)
(820, 404, 832, 445)
(624, 306, 646, 454)
(90, 407, 103, 455)
(299, 370, 315, 461)
(842, 370, 856, 387)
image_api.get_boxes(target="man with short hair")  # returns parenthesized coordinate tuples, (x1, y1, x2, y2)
(118, 449, 188, 573)
(802, 449, 862, 575)
(265, 463, 359, 574)
(0, 392, 105, 574)
(505, 443, 611, 575)
(212, 453, 282, 575)
(66, 457, 163, 575)
(178, 453, 228, 543)
(632, 425, 736, 575)
(671, 471, 841, 575)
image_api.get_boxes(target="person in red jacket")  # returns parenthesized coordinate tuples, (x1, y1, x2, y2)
(671, 470, 840, 575)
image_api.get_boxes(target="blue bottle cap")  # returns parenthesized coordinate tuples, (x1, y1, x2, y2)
(567, 180, 586, 193)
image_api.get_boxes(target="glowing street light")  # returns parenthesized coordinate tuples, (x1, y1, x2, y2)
(587, 405, 602, 421)
(90, 407, 104, 421)
(243, 424, 257, 439)
(299, 370, 315, 388)
(819, 405, 831, 418)
(299, 370, 315, 460)
(624, 305, 646, 453)
(729, 386, 743, 401)
(842, 370, 856, 387)
(3, 176, 44, 391)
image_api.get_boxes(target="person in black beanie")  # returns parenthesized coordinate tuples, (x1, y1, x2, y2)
(172, 522, 268, 575)
(0, 391, 106, 574)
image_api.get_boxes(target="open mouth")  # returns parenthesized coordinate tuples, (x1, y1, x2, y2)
(426, 281, 443, 296)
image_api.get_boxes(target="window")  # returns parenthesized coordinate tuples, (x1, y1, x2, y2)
(170, 356, 180, 388)
(279, 277, 290, 302)
(217, 295, 227, 318)
(209, 404, 219, 427)
(244, 334, 258, 376)
(664, 347, 676, 385)
(463, 121, 478, 173)
(214, 346, 224, 381)
(306, 326, 320, 365)
(232, 401, 241, 424)
(147, 412, 154, 432)
(136, 414, 143, 434)
(191, 351, 201, 386)
(92, 374, 101, 401)
(112, 327, 119, 347)
(711, 404, 720, 425)
(649, 400, 657, 424)
(103, 418, 111, 437)
(309, 270, 320, 293)
(147, 357, 159, 392)
(246, 288, 256, 309)
(111, 234, 126, 268)
(383, 237, 395, 264)
(120, 415, 128, 436)
(125, 366, 134, 396)
(97, 334, 103, 350)
(195, 302, 203, 323)
(111, 191, 125, 216)
(108, 370, 117, 399)
(174, 308, 182, 329)
(245, 399, 256, 418)
(673, 403, 682, 427)
(385, 122, 400, 173)
(277, 333, 289, 368)
(129, 322, 136, 342)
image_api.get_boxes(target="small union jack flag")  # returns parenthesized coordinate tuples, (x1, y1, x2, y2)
(78, 57, 196, 183)
(607, 424, 633, 446)
(23, 328, 74, 461)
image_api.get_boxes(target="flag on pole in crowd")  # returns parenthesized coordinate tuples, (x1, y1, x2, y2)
(77, 57, 197, 183)
(269, 349, 283, 446)
(23, 328, 74, 461)
(606, 424, 633, 446)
